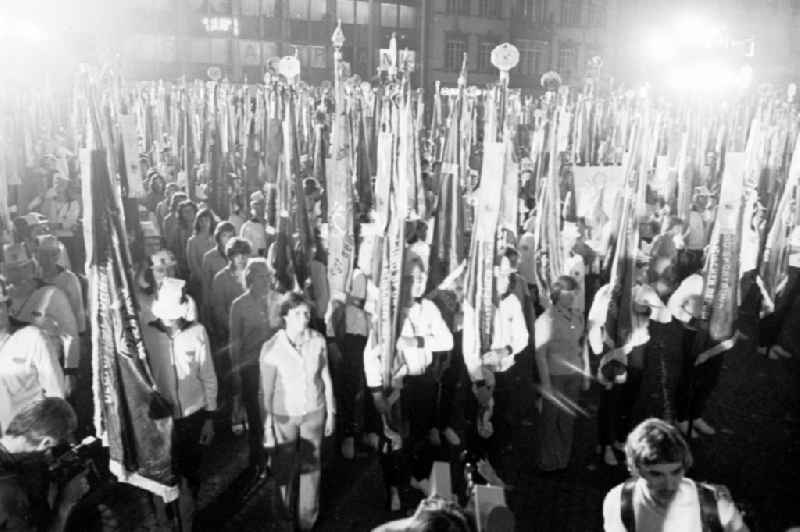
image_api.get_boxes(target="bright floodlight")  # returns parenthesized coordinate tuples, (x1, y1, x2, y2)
(644, 31, 676, 62)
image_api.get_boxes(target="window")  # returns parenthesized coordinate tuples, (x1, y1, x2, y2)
(446, 0, 469, 15)
(240, 39, 262, 65)
(479, 0, 499, 17)
(241, 0, 260, 15)
(288, 0, 308, 18)
(382, 2, 398, 26)
(261, 40, 278, 60)
(445, 37, 467, 71)
(517, 0, 544, 22)
(309, 0, 326, 21)
(558, 44, 577, 76)
(209, 0, 231, 13)
(587, 0, 605, 27)
(398, 6, 417, 28)
(337, 0, 369, 25)
(261, 0, 276, 17)
(310, 45, 327, 68)
(518, 39, 546, 77)
(561, 0, 581, 26)
(478, 41, 495, 72)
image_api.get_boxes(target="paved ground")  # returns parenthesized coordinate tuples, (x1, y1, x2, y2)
(98, 319, 800, 531)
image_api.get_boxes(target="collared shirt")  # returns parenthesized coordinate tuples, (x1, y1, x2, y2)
(667, 273, 704, 323)
(229, 289, 282, 367)
(40, 268, 86, 333)
(146, 321, 217, 419)
(210, 267, 245, 335)
(485, 295, 529, 372)
(260, 328, 333, 417)
(602, 478, 748, 532)
(0, 326, 65, 434)
(364, 298, 453, 388)
(535, 306, 584, 376)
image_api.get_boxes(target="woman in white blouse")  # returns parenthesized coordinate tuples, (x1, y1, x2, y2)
(260, 292, 335, 531)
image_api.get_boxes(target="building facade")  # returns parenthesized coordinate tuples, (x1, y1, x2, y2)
(115, 0, 799, 92)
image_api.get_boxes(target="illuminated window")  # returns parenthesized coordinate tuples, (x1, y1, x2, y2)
(337, 0, 369, 24)
(561, 0, 581, 26)
(445, 37, 466, 71)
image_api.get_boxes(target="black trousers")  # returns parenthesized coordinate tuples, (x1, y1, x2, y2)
(675, 322, 723, 422)
(597, 345, 645, 445)
(336, 334, 382, 437)
(173, 410, 207, 491)
(240, 362, 265, 467)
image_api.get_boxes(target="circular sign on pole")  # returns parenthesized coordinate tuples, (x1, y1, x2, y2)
(278, 55, 301, 83)
(207, 66, 222, 81)
(491, 43, 520, 73)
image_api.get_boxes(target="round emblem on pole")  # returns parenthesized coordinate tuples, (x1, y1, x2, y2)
(278, 55, 301, 82)
(491, 43, 519, 72)
(207, 66, 222, 81)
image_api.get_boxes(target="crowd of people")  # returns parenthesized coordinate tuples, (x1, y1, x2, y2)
(4, 118, 799, 532)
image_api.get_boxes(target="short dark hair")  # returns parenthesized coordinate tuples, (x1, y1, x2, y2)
(214, 221, 236, 247)
(625, 418, 693, 475)
(278, 291, 310, 318)
(550, 275, 579, 304)
(193, 208, 217, 235)
(225, 237, 252, 261)
(5, 398, 77, 446)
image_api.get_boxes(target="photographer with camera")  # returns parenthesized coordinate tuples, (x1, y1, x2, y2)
(0, 398, 88, 532)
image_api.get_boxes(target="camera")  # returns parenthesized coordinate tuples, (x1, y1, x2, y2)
(48, 436, 105, 489)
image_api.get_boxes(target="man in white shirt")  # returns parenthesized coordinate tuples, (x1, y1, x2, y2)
(603, 418, 748, 532)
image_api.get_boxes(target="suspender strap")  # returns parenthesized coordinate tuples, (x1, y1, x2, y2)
(697, 483, 723, 532)
(620, 478, 637, 532)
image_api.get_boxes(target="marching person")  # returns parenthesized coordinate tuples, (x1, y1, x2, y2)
(260, 292, 335, 531)
(364, 255, 454, 510)
(169, 200, 198, 280)
(146, 278, 217, 530)
(185, 208, 216, 306)
(535, 275, 586, 472)
(229, 258, 282, 471)
(201, 221, 236, 316)
(469, 250, 530, 456)
(602, 418, 749, 531)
